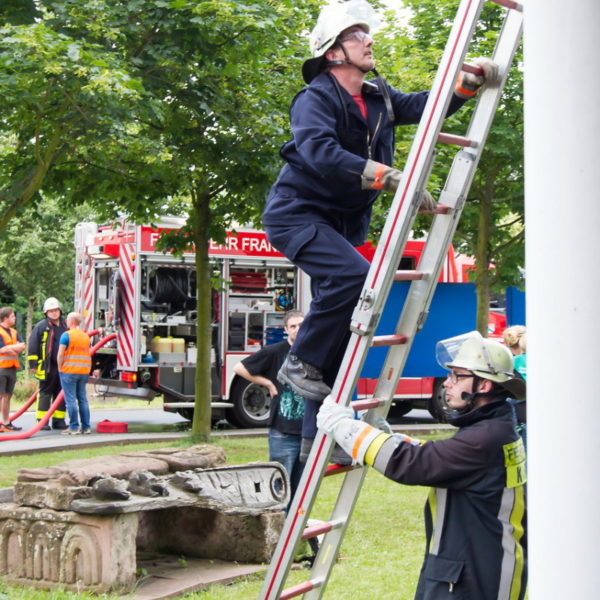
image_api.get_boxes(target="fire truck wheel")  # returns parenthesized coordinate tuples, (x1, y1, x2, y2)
(226, 377, 272, 429)
(176, 408, 194, 421)
(427, 378, 449, 423)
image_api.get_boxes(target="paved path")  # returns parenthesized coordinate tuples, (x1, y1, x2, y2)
(0, 408, 453, 456)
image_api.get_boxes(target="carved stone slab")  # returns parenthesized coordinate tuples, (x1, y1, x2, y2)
(70, 462, 289, 515)
(0, 504, 137, 593)
(0, 446, 290, 594)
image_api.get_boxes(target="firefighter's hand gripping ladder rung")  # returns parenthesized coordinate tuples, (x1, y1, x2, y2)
(260, 1, 523, 598)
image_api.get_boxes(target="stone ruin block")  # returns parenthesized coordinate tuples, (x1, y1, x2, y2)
(0, 445, 289, 594)
(137, 507, 285, 564)
(0, 504, 137, 593)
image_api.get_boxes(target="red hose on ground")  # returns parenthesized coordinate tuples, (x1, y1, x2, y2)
(8, 389, 39, 421)
(1, 332, 117, 442)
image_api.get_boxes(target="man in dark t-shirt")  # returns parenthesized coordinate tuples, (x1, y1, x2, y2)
(234, 310, 305, 502)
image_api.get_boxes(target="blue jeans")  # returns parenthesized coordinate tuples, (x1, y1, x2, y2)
(269, 429, 304, 507)
(59, 373, 90, 431)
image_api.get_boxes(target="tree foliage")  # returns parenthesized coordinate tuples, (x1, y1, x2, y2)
(1, 0, 321, 438)
(374, 0, 524, 333)
(0, 198, 94, 345)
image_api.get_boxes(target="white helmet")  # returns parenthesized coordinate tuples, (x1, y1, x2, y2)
(302, 0, 380, 84)
(43, 297, 62, 313)
(436, 330, 526, 399)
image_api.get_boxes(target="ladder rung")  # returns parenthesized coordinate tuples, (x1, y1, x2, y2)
(280, 579, 323, 600)
(302, 519, 344, 540)
(324, 463, 359, 477)
(419, 204, 451, 214)
(371, 334, 407, 347)
(394, 270, 424, 281)
(437, 132, 477, 147)
(461, 62, 484, 76)
(351, 398, 385, 411)
(490, 0, 522, 11)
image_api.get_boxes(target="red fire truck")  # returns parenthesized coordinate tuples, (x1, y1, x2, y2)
(74, 218, 506, 426)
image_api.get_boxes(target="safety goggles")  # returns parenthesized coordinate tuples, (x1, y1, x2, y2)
(339, 29, 371, 44)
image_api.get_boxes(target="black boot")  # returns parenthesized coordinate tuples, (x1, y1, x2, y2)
(52, 418, 67, 430)
(37, 419, 51, 431)
(278, 354, 331, 402)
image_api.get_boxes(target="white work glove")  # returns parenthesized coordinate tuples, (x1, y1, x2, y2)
(316, 398, 355, 434)
(370, 414, 393, 435)
(418, 190, 437, 211)
(361, 159, 437, 209)
(455, 57, 499, 98)
(317, 398, 386, 465)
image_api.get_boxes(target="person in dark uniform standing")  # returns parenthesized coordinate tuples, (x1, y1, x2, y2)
(233, 310, 306, 503)
(28, 297, 68, 430)
(263, 0, 497, 403)
(317, 331, 528, 600)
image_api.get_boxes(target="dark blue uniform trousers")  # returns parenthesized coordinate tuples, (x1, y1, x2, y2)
(265, 222, 369, 385)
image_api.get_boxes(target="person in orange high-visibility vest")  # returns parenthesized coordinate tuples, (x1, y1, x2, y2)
(57, 312, 92, 435)
(0, 307, 26, 432)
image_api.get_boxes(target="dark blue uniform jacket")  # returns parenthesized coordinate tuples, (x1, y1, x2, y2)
(374, 399, 527, 600)
(263, 72, 465, 246)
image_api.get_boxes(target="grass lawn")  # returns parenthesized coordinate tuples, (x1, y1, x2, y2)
(0, 435, 435, 599)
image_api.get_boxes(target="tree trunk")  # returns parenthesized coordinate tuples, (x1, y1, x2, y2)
(24, 296, 35, 381)
(474, 183, 494, 336)
(190, 190, 212, 442)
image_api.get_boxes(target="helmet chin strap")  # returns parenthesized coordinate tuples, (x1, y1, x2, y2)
(458, 376, 501, 413)
(457, 376, 483, 414)
(326, 43, 372, 74)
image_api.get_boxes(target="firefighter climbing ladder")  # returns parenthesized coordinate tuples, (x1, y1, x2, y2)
(259, 0, 523, 598)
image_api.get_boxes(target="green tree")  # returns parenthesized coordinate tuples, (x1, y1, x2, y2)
(374, 0, 524, 334)
(0, 198, 94, 349)
(1, 0, 320, 440)
(0, 2, 170, 230)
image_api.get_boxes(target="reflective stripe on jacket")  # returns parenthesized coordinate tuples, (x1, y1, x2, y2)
(0, 327, 20, 369)
(60, 329, 91, 375)
(371, 400, 527, 600)
(28, 318, 67, 380)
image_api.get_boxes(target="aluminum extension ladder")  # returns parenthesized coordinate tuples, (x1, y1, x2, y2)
(259, 1, 524, 598)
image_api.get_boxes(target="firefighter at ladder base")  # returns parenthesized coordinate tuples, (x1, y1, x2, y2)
(263, 0, 499, 414)
(28, 297, 68, 430)
(318, 331, 528, 600)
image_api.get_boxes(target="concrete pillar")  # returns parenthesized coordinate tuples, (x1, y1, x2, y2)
(523, 1, 600, 598)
